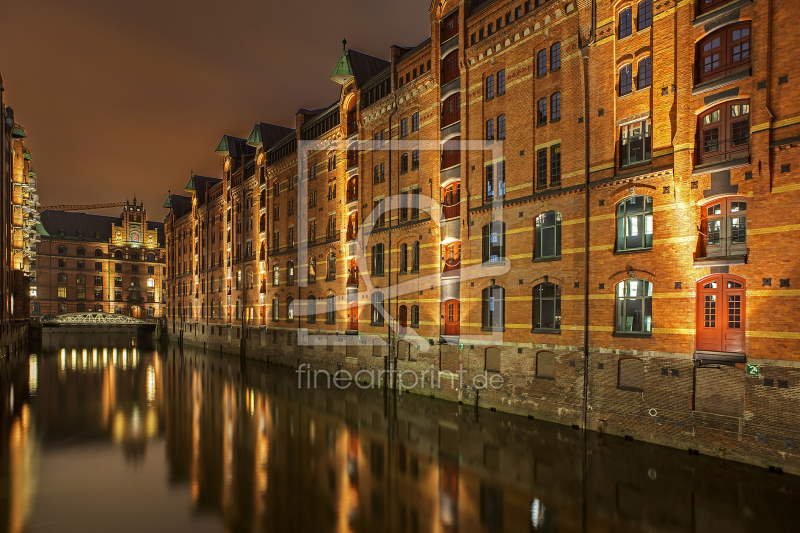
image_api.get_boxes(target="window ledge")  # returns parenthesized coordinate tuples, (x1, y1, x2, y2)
(286, 319, 294, 323)
(612, 332, 652, 338)
(693, 0, 753, 28)
(618, 160, 652, 173)
(692, 66, 751, 96)
(693, 350, 746, 364)
(482, 260, 507, 267)
(536, 375, 555, 380)
(550, 67, 561, 74)
(532, 329, 561, 334)
(692, 156, 750, 176)
(532, 256, 562, 263)
(693, 255, 747, 268)
(370, 322, 385, 327)
(617, 385, 644, 393)
(613, 247, 653, 255)
(549, 118, 561, 124)
(481, 327, 505, 332)
(325, 320, 335, 325)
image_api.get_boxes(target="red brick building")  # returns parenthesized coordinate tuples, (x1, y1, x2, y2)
(163, 0, 800, 470)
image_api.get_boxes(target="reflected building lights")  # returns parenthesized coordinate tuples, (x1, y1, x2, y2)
(28, 356, 37, 396)
(146, 364, 156, 405)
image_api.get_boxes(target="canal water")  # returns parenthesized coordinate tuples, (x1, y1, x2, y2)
(0, 332, 798, 533)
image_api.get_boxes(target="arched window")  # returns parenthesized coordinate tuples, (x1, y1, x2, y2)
(696, 23, 750, 84)
(537, 351, 555, 379)
(307, 296, 316, 323)
(236, 270, 242, 290)
(482, 222, 505, 263)
(444, 299, 460, 335)
(534, 211, 562, 259)
(77, 247, 85, 256)
(286, 296, 294, 321)
(442, 93, 461, 127)
(309, 257, 316, 283)
(400, 243, 408, 274)
(272, 297, 280, 321)
(482, 286, 505, 330)
(219, 275, 224, 292)
(273, 263, 280, 286)
(371, 291, 385, 325)
(147, 252, 155, 262)
(58, 246, 66, 254)
(697, 100, 750, 166)
(485, 347, 501, 372)
(616, 195, 653, 251)
(618, 357, 644, 391)
(697, 274, 745, 353)
(398, 305, 408, 328)
(114, 250, 122, 258)
(211, 300, 216, 318)
(327, 253, 336, 280)
(615, 279, 653, 334)
(371, 244, 384, 276)
(247, 270, 254, 289)
(441, 182, 460, 220)
(95, 248, 103, 257)
(441, 137, 460, 169)
(286, 261, 294, 285)
(411, 305, 420, 328)
(550, 42, 561, 70)
(235, 299, 242, 319)
(326, 295, 335, 324)
(411, 241, 420, 273)
(700, 197, 747, 258)
(533, 283, 561, 331)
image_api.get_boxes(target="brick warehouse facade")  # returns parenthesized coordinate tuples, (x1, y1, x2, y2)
(1, 73, 36, 356)
(33, 200, 167, 318)
(162, 0, 800, 472)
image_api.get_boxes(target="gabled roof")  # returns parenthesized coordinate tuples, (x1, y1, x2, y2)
(247, 123, 295, 149)
(347, 49, 391, 87)
(215, 135, 255, 158)
(40, 210, 120, 243)
(184, 174, 221, 206)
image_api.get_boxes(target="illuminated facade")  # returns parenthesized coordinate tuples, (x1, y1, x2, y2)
(163, 0, 800, 463)
(1, 72, 36, 354)
(33, 199, 166, 318)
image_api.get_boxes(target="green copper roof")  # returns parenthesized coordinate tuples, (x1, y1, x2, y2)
(330, 40, 353, 85)
(163, 195, 173, 208)
(23, 152, 31, 161)
(215, 136, 229, 155)
(28, 170, 37, 178)
(11, 127, 26, 139)
(184, 173, 196, 193)
(247, 124, 262, 147)
(34, 222, 49, 238)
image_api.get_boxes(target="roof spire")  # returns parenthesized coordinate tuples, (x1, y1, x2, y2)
(331, 38, 354, 85)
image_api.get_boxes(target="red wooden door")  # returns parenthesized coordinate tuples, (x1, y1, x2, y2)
(697, 275, 745, 353)
(444, 300, 460, 336)
(349, 302, 358, 330)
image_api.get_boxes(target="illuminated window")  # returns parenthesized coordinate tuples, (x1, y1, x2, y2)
(616, 195, 653, 251)
(615, 279, 652, 333)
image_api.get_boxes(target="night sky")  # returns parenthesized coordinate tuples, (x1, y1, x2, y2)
(1, 0, 431, 220)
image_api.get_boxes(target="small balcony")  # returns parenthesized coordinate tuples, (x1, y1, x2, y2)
(346, 176, 358, 204)
(441, 201, 460, 221)
(442, 259, 460, 278)
(347, 148, 359, 170)
(346, 266, 359, 287)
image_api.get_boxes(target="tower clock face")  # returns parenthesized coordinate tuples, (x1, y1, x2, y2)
(130, 231, 140, 243)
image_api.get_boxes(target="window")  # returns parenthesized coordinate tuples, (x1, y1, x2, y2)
(58, 286, 67, 299)
(550, 42, 561, 71)
(482, 222, 505, 263)
(533, 283, 561, 330)
(550, 93, 561, 121)
(616, 279, 652, 333)
(398, 305, 408, 328)
(77, 288, 86, 300)
(486, 74, 495, 100)
(515, 6, 522, 19)
(637, 0, 652, 30)
(537, 148, 548, 188)
(400, 243, 408, 274)
(95, 262, 102, 272)
(412, 112, 419, 132)
(637, 57, 652, 89)
(411, 305, 420, 328)
(94, 275, 103, 286)
(482, 286, 505, 330)
(616, 195, 653, 251)
(697, 23, 750, 84)
(497, 115, 506, 139)
(272, 297, 279, 321)
(401, 153, 409, 173)
(77, 247, 85, 256)
(620, 118, 652, 166)
(371, 292, 385, 326)
(486, 118, 495, 141)
(286, 261, 295, 286)
(77, 261, 85, 270)
(537, 98, 547, 126)
(411, 241, 420, 273)
(534, 211, 562, 259)
(537, 49, 547, 76)
(372, 243, 384, 276)
(309, 257, 316, 283)
(411, 188, 421, 218)
(619, 7, 632, 38)
(58, 259, 66, 268)
(550, 144, 561, 186)
(58, 246, 66, 254)
(412, 150, 419, 170)
(273, 263, 280, 286)
(497, 70, 506, 95)
(286, 296, 294, 321)
(307, 296, 316, 323)
(697, 100, 750, 166)
(701, 197, 747, 257)
(327, 253, 336, 280)
(401, 118, 409, 137)
(326, 295, 335, 324)
(619, 64, 632, 96)
(696, 274, 746, 352)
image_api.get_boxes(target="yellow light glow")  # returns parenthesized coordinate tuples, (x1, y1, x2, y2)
(28, 356, 37, 396)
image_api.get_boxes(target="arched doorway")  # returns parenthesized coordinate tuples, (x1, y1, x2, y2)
(131, 306, 142, 319)
(697, 274, 745, 353)
(444, 299, 460, 336)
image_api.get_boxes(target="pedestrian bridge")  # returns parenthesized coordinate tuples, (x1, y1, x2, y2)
(41, 312, 152, 326)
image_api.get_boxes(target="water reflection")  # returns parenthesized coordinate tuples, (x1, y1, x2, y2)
(0, 332, 798, 532)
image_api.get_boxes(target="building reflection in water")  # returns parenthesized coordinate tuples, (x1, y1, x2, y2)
(0, 332, 799, 532)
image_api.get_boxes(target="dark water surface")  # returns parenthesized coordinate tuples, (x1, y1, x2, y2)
(0, 332, 798, 533)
